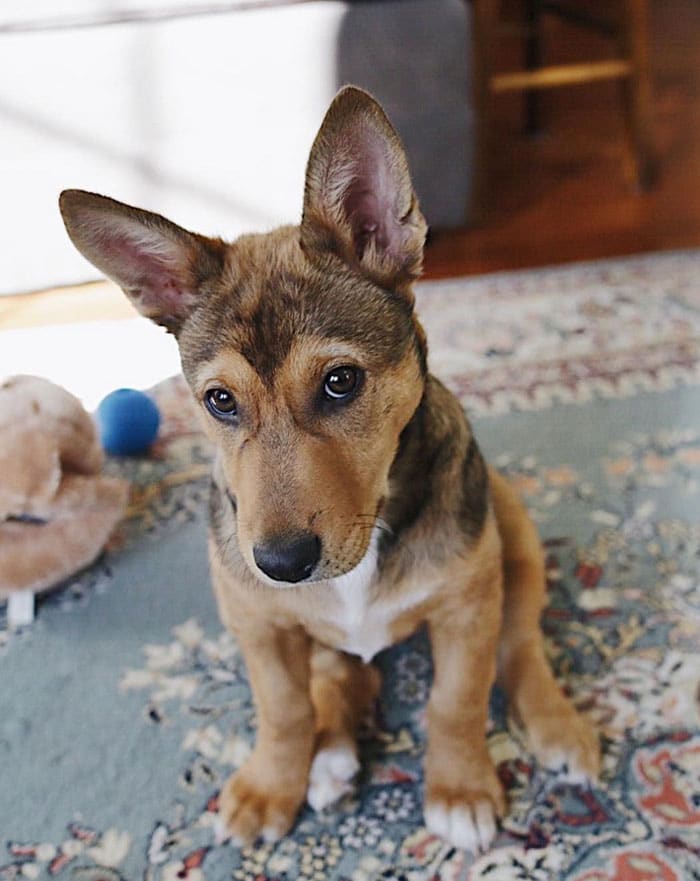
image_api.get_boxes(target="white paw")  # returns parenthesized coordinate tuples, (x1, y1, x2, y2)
(527, 705, 601, 785)
(213, 817, 238, 847)
(540, 745, 595, 785)
(212, 816, 283, 848)
(424, 800, 498, 854)
(306, 744, 360, 811)
(530, 716, 601, 785)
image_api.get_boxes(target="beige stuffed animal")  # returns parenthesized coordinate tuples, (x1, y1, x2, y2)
(0, 375, 129, 627)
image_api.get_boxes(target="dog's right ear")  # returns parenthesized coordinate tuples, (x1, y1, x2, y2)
(301, 87, 427, 295)
(59, 190, 225, 334)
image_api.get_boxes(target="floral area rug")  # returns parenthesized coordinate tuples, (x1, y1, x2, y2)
(2, 251, 700, 881)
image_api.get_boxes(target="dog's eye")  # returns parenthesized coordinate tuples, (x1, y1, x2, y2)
(205, 387, 238, 420)
(323, 366, 359, 401)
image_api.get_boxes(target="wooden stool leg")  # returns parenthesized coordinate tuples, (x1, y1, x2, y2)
(469, 0, 500, 223)
(621, 0, 657, 189)
(524, 0, 543, 136)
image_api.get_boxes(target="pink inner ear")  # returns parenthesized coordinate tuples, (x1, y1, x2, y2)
(107, 230, 196, 321)
(341, 137, 406, 262)
(345, 190, 385, 257)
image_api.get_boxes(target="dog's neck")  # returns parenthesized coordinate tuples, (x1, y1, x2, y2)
(379, 376, 449, 552)
(378, 373, 487, 564)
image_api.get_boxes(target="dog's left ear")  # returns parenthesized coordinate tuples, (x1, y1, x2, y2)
(301, 86, 427, 294)
(59, 190, 226, 334)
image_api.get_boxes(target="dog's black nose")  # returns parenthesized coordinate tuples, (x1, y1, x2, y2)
(253, 532, 321, 583)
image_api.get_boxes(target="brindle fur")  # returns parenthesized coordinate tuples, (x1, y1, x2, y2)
(59, 86, 599, 854)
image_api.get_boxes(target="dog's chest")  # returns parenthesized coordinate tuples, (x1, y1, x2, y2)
(323, 547, 430, 663)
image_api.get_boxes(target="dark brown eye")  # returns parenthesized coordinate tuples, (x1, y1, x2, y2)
(205, 387, 238, 420)
(323, 366, 359, 401)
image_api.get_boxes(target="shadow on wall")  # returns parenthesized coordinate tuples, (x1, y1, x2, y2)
(336, 0, 474, 229)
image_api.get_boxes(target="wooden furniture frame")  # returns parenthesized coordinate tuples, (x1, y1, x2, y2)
(470, 0, 656, 220)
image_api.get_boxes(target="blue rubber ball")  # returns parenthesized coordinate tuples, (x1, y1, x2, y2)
(96, 388, 160, 455)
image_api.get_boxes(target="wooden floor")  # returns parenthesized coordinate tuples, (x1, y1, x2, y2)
(4, 0, 700, 329)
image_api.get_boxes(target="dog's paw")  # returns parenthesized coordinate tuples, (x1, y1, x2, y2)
(424, 798, 500, 855)
(528, 708, 601, 784)
(307, 742, 359, 811)
(217, 762, 304, 847)
(424, 769, 506, 854)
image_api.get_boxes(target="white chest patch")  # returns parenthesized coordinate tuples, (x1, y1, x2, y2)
(324, 529, 430, 663)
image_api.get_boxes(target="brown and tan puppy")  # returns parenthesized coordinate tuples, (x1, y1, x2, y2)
(59, 86, 599, 854)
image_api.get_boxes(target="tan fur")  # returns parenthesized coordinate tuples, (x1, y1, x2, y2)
(0, 475, 129, 596)
(58, 86, 600, 853)
(310, 643, 381, 753)
(491, 468, 600, 774)
(424, 513, 507, 821)
(0, 376, 128, 598)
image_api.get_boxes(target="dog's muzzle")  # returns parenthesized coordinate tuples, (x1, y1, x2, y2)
(253, 531, 321, 584)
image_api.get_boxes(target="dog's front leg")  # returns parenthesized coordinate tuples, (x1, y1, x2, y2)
(424, 542, 506, 854)
(218, 623, 315, 845)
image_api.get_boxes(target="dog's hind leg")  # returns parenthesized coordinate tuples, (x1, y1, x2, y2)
(307, 643, 381, 811)
(490, 467, 600, 782)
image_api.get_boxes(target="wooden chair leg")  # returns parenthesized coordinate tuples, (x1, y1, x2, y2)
(524, 0, 543, 136)
(621, 0, 657, 189)
(469, 0, 500, 224)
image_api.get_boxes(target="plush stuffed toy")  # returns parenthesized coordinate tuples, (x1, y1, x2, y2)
(0, 375, 129, 627)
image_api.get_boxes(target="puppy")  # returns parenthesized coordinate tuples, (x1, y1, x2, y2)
(59, 86, 599, 854)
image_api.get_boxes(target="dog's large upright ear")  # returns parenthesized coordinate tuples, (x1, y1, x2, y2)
(59, 190, 225, 334)
(301, 87, 427, 293)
